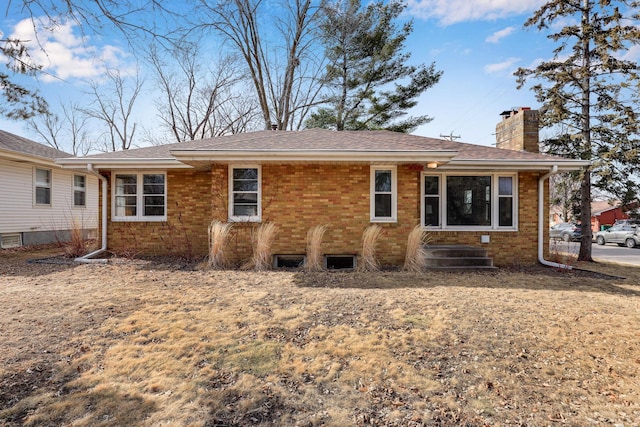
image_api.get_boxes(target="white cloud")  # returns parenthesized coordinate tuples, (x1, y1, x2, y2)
(484, 57, 520, 74)
(485, 26, 515, 43)
(406, 0, 546, 25)
(620, 45, 640, 62)
(9, 18, 128, 82)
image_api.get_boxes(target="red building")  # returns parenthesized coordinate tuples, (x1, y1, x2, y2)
(591, 204, 629, 231)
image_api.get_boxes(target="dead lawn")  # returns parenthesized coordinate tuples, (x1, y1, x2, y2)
(1, 248, 639, 426)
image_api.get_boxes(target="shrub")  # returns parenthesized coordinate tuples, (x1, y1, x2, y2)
(64, 218, 86, 258)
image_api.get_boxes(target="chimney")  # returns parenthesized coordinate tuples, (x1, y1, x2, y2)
(495, 107, 539, 153)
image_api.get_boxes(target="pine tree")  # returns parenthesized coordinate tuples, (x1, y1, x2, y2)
(515, 0, 640, 261)
(1, 38, 48, 119)
(306, 0, 442, 132)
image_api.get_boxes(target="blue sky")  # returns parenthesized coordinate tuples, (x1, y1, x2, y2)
(0, 0, 593, 149)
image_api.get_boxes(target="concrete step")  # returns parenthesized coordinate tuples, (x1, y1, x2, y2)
(424, 245, 496, 271)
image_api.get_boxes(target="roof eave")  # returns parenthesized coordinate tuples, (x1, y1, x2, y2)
(56, 157, 192, 169)
(441, 159, 590, 171)
(169, 149, 459, 163)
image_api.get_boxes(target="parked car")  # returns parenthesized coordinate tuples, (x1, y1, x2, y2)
(594, 224, 640, 248)
(550, 222, 582, 242)
(613, 219, 639, 226)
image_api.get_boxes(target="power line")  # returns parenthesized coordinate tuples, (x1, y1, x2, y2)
(439, 131, 461, 141)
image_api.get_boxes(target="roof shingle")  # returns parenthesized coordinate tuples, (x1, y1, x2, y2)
(0, 129, 71, 160)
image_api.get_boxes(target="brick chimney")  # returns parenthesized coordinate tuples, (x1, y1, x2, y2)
(495, 107, 539, 153)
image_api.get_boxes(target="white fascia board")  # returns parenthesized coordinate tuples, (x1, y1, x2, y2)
(170, 149, 459, 163)
(56, 157, 191, 169)
(443, 159, 590, 171)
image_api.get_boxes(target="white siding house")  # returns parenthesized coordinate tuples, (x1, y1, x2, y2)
(0, 130, 98, 248)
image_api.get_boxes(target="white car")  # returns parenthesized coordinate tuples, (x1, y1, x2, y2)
(595, 224, 640, 248)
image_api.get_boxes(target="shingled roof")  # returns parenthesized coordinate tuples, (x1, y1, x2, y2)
(56, 128, 588, 171)
(0, 129, 71, 162)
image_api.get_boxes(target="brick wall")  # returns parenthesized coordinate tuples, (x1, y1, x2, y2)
(102, 165, 548, 267)
(106, 170, 211, 258)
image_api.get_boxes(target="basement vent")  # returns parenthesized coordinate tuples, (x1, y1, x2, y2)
(273, 255, 305, 269)
(325, 255, 356, 270)
(1, 233, 22, 249)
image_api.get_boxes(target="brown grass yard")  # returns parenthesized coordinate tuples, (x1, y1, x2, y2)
(1, 248, 639, 426)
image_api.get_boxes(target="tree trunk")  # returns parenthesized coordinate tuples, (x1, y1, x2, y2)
(578, 0, 593, 262)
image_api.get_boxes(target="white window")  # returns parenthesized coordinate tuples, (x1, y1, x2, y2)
(73, 174, 86, 207)
(370, 166, 397, 222)
(421, 173, 517, 230)
(34, 168, 51, 206)
(498, 176, 514, 227)
(112, 172, 166, 221)
(229, 165, 261, 222)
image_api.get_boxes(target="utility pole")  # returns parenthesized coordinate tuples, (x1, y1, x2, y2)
(440, 131, 460, 141)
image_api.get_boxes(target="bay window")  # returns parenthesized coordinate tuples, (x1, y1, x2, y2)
(113, 172, 166, 221)
(421, 173, 516, 229)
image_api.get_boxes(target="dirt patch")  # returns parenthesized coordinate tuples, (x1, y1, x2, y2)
(1, 248, 639, 426)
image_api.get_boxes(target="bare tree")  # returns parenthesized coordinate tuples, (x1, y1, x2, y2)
(83, 69, 143, 151)
(149, 41, 260, 143)
(199, 0, 324, 130)
(28, 101, 93, 155)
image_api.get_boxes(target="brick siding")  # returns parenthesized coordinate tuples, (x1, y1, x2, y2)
(101, 166, 548, 266)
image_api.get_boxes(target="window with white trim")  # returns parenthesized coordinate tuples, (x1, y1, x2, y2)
(229, 166, 261, 222)
(112, 172, 166, 221)
(421, 173, 517, 230)
(498, 176, 514, 227)
(34, 168, 51, 205)
(371, 166, 397, 222)
(73, 174, 86, 207)
(423, 175, 440, 227)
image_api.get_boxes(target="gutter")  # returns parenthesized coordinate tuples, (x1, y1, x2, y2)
(75, 164, 109, 264)
(538, 165, 572, 269)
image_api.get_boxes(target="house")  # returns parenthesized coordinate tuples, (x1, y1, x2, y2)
(591, 202, 636, 231)
(57, 108, 588, 267)
(0, 130, 99, 248)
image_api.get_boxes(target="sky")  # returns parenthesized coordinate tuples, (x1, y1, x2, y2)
(0, 0, 602, 150)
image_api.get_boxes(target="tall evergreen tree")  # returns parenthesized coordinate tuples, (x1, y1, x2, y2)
(306, 0, 442, 132)
(1, 37, 48, 119)
(515, 0, 640, 261)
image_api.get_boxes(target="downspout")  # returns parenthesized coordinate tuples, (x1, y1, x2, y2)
(538, 165, 572, 269)
(75, 164, 108, 263)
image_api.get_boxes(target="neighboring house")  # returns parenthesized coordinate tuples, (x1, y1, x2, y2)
(57, 108, 588, 267)
(592, 202, 624, 231)
(0, 130, 99, 248)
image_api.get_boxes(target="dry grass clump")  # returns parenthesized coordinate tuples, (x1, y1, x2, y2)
(207, 221, 233, 269)
(243, 222, 278, 271)
(359, 225, 382, 271)
(64, 218, 86, 258)
(403, 225, 430, 272)
(305, 224, 328, 272)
